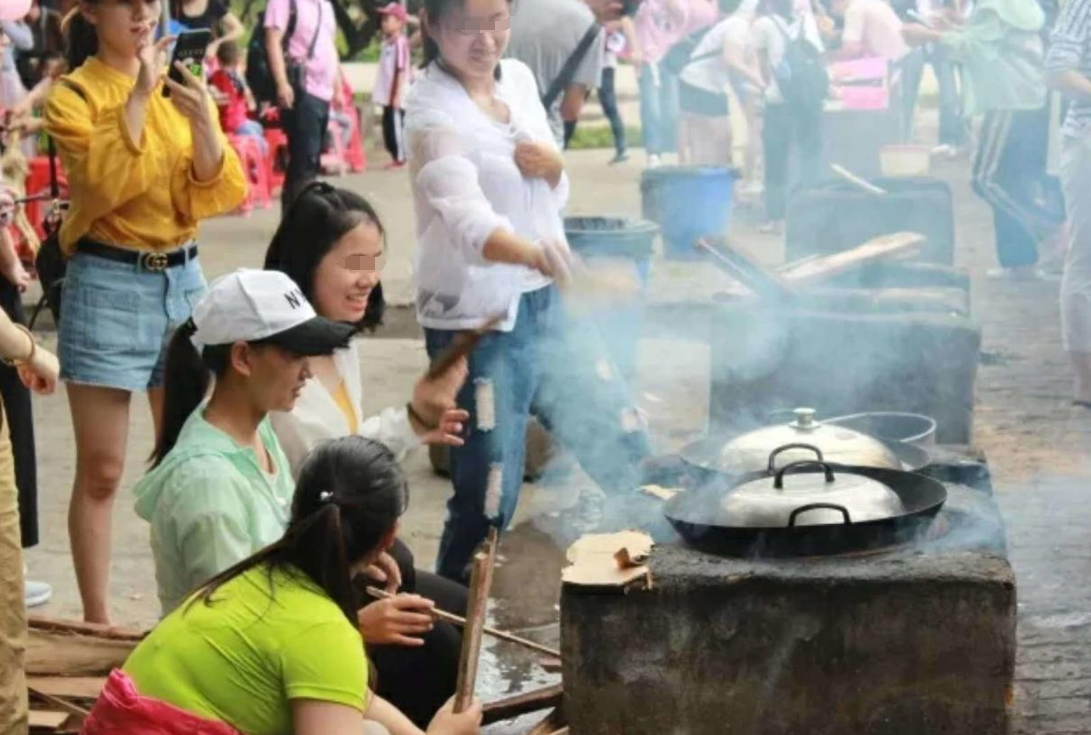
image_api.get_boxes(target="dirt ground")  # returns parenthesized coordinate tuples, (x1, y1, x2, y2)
(16, 113, 1091, 730)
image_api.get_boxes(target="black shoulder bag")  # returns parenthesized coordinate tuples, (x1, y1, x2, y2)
(286, 0, 325, 97)
(31, 80, 84, 329)
(541, 22, 602, 111)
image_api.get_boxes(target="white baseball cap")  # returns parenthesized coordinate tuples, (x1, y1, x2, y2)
(190, 269, 356, 355)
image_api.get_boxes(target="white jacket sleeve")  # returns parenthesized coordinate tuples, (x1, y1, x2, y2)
(358, 406, 422, 462)
(407, 108, 515, 262)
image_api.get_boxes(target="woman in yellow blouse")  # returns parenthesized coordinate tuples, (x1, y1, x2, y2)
(44, 0, 246, 624)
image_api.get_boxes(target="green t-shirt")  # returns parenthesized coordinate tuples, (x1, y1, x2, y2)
(124, 565, 369, 735)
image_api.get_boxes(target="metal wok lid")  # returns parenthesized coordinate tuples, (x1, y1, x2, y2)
(682, 408, 929, 476)
(721, 459, 906, 529)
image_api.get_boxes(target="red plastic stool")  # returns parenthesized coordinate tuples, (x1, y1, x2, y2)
(23, 156, 67, 239)
(228, 134, 272, 212)
(263, 126, 289, 195)
(344, 106, 367, 173)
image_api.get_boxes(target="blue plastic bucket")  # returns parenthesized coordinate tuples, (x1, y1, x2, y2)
(565, 216, 658, 380)
(641, 166, 736, 260)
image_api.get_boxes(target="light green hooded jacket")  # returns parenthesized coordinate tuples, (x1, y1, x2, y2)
(133, 406, 295, 615)
(940, 0, 1046, 115)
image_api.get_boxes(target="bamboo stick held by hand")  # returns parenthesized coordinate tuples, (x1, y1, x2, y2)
(454, 548, 495, 713)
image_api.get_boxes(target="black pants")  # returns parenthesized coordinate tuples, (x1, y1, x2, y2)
(762, 102, 823, 221)
(381, 106, 406, 163)
(599, 67, 626, 156)
(282, 92, 331, 210)
(361, 538, 466, 728)
(971, 105, 1057, 269)
(0, 280, 36, 548)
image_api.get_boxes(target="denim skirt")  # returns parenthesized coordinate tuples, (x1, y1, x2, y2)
(58, 248, 206, 392)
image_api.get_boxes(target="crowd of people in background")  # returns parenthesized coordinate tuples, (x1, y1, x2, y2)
(2, 0, 1091, 731)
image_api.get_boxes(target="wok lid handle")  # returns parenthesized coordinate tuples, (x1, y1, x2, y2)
(788, 503, 854, 528)
(767, 444, 826, 473)
(774, 460, 836, 489)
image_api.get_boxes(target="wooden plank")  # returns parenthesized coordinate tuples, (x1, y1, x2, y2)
(453, 548, 494, 713)
(776, 232, 926, 286)
(26, 677, 105, 701)
(28, 711, 69, 728)
(28, 616, 145, 642)
(28, 688, 90, 718)
(26, 627, 137, 677)
(526, 708, 567, 735)
(482, 684, 564, 725)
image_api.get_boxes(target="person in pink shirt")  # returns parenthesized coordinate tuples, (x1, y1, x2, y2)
(373, 2, 412, 169)
(264, 0, 339, 209)
(632, 0, 718, 167)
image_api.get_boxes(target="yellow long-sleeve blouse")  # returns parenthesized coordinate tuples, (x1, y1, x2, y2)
(44, 57, 248, 254)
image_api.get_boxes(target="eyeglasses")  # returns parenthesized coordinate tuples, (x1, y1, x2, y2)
(450, 14, 511, 35)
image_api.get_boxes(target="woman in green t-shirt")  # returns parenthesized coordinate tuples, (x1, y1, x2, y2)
(84, 437, 482, 735)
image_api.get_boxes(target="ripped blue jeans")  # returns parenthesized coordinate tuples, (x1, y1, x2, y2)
(423, 285, 652, 583)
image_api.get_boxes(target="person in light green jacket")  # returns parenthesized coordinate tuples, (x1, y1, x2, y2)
(903, 0, 1060, 278)
(133, 269, 356, 615)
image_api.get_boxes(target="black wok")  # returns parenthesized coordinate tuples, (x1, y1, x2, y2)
(663, 462, 948, 558)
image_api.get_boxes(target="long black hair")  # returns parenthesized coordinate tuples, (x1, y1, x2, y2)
(190, 437, 409, 623)
(420, 0, 512, 72)
(149, 321, 288, 467)
(265, 181, 386, 332)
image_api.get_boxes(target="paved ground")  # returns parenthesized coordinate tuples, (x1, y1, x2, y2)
(18, 113, 1091, 732)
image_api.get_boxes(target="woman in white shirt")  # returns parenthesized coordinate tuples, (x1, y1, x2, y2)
(264, 181, 471, 727)
(410, 0, 653, 583)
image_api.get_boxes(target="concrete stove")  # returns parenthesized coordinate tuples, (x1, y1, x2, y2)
(561, 484, 1016, 735)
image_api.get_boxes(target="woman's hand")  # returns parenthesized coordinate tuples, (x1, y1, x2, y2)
(135, 31, 172, 98)
(529, 241, 575, 287)
(357, 594, 436, 647)
(427, 696, 483, 735)
(19, 347, 59, 395)
(363, 550, 403, 593)
(410, 356, 469, 443)
(165, 61, 216, 129)
(514, 141, 563, 188)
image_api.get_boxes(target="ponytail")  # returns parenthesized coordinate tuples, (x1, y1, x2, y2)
(189, 437, 409, 625)
(150, 321, 222, 467)
(64, 11, 99, 70)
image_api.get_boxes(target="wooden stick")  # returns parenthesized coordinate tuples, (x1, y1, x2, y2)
(364, 586, 561, 658)
(425, 314, 504, 379)
(453, 548, 494, 713)
(28, 688, 90, 718)
(482, 684, 564, 725)
(695, 238, 795, 302)
(831, 164, 888, 196)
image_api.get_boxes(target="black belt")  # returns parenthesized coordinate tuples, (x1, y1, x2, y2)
(77, 240, 198, 272)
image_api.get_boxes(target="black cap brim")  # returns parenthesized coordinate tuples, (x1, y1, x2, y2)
(261, 317, 358, 357)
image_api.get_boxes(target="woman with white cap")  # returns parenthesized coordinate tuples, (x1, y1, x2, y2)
(133, 268, 358, 616)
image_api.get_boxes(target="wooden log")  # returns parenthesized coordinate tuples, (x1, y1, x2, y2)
(426, 314, 503, 379)
(453, 548, 494, 713)
(482, 684, 564, 725)
(364, 587, 561, 659)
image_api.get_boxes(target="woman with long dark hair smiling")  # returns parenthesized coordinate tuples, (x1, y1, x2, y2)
(87, 437, 483, 735)
(408, 0, 653, 584)
(45, 0, 246, 624)
(265, 181, 471, 727)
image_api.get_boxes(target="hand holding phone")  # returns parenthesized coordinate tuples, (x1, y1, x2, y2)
(163, 29, 212, 98)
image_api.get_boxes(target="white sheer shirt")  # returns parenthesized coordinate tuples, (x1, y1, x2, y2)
(404, 58, 571, 332)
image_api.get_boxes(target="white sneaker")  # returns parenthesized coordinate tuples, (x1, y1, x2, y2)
(987, 266, 1041, 281)
(647, 154, 662, 169)
(25, 579, 51, 608)
(932, 144, 959, 159)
